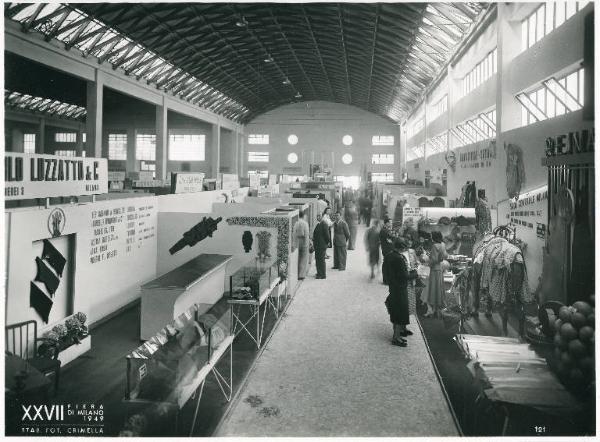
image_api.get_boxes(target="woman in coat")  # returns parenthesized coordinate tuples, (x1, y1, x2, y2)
(422, 231, 448, 317)
(384, 238, 413, 347)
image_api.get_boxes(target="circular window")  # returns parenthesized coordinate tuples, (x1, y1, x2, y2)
(288, 134, 298, 145)
(342, 135, 353, 146)
(342, 153, 353, 165)
(287, 152, 298, 164)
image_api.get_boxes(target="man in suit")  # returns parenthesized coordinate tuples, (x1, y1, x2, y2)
(332, 211, 350, 271)
(312, 214, 330, 279)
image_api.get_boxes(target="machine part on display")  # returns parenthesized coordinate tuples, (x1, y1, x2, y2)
(169, 217, 223, 255)
(242, 230, 253, 253)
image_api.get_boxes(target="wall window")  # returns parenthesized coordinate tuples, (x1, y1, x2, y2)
(288, 134, 298, 145)
(461, 48, 497, 98)
(248, 151, 269, 162)
(248, 170, 268, 180)
(522, 2, 585, 51)
(55, 132, 76, 143)
(429, 95, 448, 121)
(108, 133, 127, 160)
(169, 134, 205, 161)
(519, 68, 584, 126)
(342, 135, 353, 146)
(341, 153, 353, 164)
(248, 134, 269, 145)
(23, 133, 36, 154)
(371, 154, 395, 164)
(136, 133, 156, 161)
(451, 110, 496, 148)
(54, 150, 76, 157)
(287, 152, 298, 164)
(427, 131, 448, 155)
(372, 135, 394, 146)
(406, 143, 425, 161)
(407, 116, 425, 139)
(371, 172, 394, 183)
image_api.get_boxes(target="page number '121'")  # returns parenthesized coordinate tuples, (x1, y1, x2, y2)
(534, 426, 547, 434)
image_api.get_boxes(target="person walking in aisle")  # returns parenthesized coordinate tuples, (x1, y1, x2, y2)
(380, 217, 394, 284)
(364, 220, 381, 279)
(422, 231, 448, 318)
(344, 201, 359, 250)
(312, 214, 330, 279)
(384, 238, 414, 346)
(363, 192, 373, 227)
(332, 211, 350, 271)
(294, 210, 310, 280)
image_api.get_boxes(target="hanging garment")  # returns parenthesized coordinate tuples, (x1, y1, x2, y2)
(30, 281, 53, 323)
(475, 197, 492, 233)
(42, 239, 66, 277)
(34, 257, 60, 295)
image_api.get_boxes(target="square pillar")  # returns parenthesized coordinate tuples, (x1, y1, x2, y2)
(75, 125, 84, 156)
(37, 118, 45, 154)
(155, 100, 168, 180)
(233, 130, 240, 177)
(126, 127, 139, 173)
(86, 70, 103, 158)
(210, 122, 221, 179)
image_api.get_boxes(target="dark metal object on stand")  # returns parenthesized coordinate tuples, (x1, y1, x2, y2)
(169, 217, 223, 255)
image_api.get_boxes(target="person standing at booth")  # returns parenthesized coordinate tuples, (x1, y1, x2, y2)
(380, 217, 394, 284)
(313, 215, 330, 279)
(332, 211, 350, 271)
(294, 211, 310, 280)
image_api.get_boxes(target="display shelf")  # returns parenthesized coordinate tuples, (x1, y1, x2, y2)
(228, 259, 281, 348)
(229, 258, 278, 301)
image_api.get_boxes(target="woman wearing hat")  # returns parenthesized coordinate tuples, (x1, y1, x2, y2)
(384, 237, 416, 346)
(422, 231, 448, 318)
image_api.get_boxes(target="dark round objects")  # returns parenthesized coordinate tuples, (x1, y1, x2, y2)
(578, 356, 595, 374)
(568, 339, 587, 359)
(573, 301, 593, 316)
(587, 313, 595, 327)
(554, 347, 562, 360)
(560, 322, 578, 341)
(559, 306, 572, 323)
(561, 351, 574, 368)
(569, 367, 585, 384)
(554, 318, 563, 332)
(554, 333, 568, 350)
(572, 312, 587, 329)
(579, 326, 594, 342)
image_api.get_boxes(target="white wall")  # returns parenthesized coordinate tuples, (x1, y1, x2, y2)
(245, 101, 400, 179)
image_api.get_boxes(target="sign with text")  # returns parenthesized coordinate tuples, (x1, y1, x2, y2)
(5, 153, 108, 200)
(108, 171, 126, 181)
(458, 140, 497, 169)
(170, 172, 205, 194)
(402, 206, 422, 225)
(248, 172, 261, 189)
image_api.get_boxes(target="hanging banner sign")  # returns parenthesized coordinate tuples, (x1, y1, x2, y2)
(5, 152, 108, 200)
(170, 172, 205, 194)
(458, 140, 497, 169)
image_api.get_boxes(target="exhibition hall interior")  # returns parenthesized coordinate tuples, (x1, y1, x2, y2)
(3, 2, 595, 438)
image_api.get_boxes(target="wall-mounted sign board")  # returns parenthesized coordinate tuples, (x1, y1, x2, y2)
(5, 152, 108, 200)
(170, 172, 205, 194)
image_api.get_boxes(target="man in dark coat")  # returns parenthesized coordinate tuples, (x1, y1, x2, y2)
(332, 211, 350, 271)
(312, 214, 330, 279)
(383, 237, 413, 347)
(380, 217, 394, 284)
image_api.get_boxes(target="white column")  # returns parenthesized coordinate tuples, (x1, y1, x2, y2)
(155, 98, 168, 180)
(211, 122, 221, 179)
(233, 129, 240, 177)
(86, 70, 103, 158)
(126, 127, 138, 173)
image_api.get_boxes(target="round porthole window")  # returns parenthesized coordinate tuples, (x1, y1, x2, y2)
(342, 135, 353, 146)
(342, 153, 353, 165)
(288, 134, 298, 145)
(287, 152, 298, 164)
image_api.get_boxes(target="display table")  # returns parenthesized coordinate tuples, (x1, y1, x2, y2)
(455, 334, 582, 435)
(228, 277, 280, 348)
(140, 254, 232, 340)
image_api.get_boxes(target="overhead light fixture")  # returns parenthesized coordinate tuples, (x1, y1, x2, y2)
(264, 55, 274, 63)
(294, 91, 302, 99)
(236, 16, 248, 27)
(282, 78, 291, 85)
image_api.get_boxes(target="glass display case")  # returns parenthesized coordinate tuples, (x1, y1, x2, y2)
(125, 298, 231, 406)
(229, 258, 279, 301)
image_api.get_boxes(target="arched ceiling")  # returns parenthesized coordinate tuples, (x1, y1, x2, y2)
(5, 3, 486, 124)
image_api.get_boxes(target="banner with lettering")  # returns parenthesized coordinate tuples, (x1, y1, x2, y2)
(5, 153, 108, 200)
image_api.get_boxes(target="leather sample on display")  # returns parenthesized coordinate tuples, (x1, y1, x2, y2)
(169, 216, 223, 255)
(256, 231, 272, 260)
(30, 281, 53, 323)
(242, 230, 253, 253)
(34, 257, 60, 295)
(42, 239, 66, 277)
(505, 143, 526, 199)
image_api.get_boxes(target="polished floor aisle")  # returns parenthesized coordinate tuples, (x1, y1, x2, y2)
(216, 225, 459, 437)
